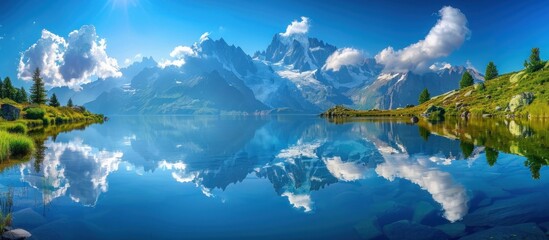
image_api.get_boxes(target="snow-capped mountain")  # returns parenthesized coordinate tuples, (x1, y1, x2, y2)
(352, 66, 484, 110)
(83, 33, 483, 114)
(86, 38, 268, 114)
(256, 34, 337, 71)
(48, 56, 157, 106)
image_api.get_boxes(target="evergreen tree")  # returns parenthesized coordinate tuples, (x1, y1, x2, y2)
(0, 79, 3, 99)
(459, 71, 474, 89)
(49, 93, 60, 107)
(418, 88, 430, 104)
(19, 87, 28, 103)
(484, 62, 498, 80)
(67, 98, 74, 107)
(14, 89, 23, 103)
(2, 77, 16, 100)
(418, 126, 431, 141)
(529, 47, 541, 63)
(524, 48, 544, 73)
(30, 68, 47, 104)
(460, 141, 474, 159)
(485, 147, 499, 166)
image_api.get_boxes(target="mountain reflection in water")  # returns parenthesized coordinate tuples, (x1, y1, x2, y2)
(2, 116, 548, 239)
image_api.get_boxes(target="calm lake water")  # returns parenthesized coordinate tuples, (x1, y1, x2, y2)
(1, 116, 548, 239)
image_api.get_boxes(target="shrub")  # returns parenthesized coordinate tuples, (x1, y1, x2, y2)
(6, 124, 27, 134)
(25, 107, 45, 120)
(0, 131, 35, 162)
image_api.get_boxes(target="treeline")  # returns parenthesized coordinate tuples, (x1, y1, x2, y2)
(2, 68, 74, 107)
(0, 76, 29, 103)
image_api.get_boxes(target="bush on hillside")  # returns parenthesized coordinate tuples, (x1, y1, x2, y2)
(25, 107, 45, 120)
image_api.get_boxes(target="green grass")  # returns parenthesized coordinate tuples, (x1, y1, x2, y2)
(0, 131, 35, 162)
(0, 100, 104, 163)
(5, 123, 27, 134)
(24, 107, 45, 120)
(323, 66, 549, 118)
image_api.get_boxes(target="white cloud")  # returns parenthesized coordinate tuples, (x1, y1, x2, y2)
(158, 58, 186, 68)
(374, 150, 468, 222)
(18, 25, 121, 90)
(124, 53, 143, 66)
(20, 139, 123, 206)
(199, 32, 210, 43)
(323, 48, 365, 71)
(18, 30, 66, 87)
(375, 6, 470, 73)
(324, 156, 369, 181)
(465, 60, 478, 71)
(160, 40, 200, 68)
(282, 192, 313, 212)
(170, 46, 196, 58)
(281, 16, 310, 37)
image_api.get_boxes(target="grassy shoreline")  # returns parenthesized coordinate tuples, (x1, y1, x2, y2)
(0, 99, 104, 163)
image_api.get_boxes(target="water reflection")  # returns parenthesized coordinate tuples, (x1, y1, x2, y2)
(11, 116, 549, 224)
(20, 139, 123, 206)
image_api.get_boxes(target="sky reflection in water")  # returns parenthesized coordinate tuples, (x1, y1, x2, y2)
(2, 116, 548, 239)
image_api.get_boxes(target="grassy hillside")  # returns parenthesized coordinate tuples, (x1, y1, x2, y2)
(0, 99, 104, 163)
(322, 64, 549, 118)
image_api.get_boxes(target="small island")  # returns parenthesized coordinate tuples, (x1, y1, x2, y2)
(0, 68, 104, 163)
(322, 48, 549, 120)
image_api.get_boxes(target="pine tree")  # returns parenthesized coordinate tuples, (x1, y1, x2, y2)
(67, 98, 74, 107)
(485, 147, 499, 166)
(484, 62, 498, 81)
(30, 68, 47, 104)
(530, 47, 541, 64)
(460, 71, 474, 89)
(49, 93, 60, 107)
(14, 89, 23, 103)
(418, 88, 430, 104)
(19, 87, 28, 103)
(2, 77, 16, 100)
(0, 79, 3, 99)
(524, 48, 543, 73)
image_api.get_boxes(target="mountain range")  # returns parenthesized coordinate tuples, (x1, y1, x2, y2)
(47, 33, 483, 114)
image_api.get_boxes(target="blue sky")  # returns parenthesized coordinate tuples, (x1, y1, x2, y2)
(1, 0, 548, 88)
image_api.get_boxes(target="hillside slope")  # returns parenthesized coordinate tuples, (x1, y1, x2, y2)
(322, 64, 549, 118)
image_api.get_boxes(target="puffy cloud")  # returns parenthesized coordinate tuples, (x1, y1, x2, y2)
(17, 30, 66, 87)
(282, 192, 313, 212)
(281, 16, 310, 37)
(159, 34, 204, 68)
(160, 44, 195, 68)
(375, 150, 468, 222)
(20, 139, 123, 206)
(124, 53, 143, 66)
(375, 6, 470, 73)
(323, 48, 365, 71)
(158, 58, 186, 68)
(169, 45, 197, 58)
(323, 156, 370, 181)
(199, 32, 210, 43)
(18, 25, 121, 90)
